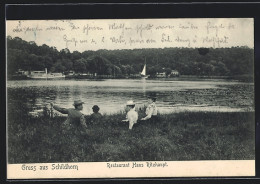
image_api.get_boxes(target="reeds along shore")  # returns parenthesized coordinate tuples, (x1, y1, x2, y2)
(8, 106, 255, 163)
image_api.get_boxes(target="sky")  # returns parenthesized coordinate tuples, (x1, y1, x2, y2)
(6, 18, 254, 52)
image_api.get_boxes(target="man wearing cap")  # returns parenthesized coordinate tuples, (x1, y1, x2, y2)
(141, 93, 158, 122)
(50, 100, 88, 161)
(50, 100, 88, 134)
(122, 100, 138, 130)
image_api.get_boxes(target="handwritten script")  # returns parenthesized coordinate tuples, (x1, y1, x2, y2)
(8, 19, 249, 51)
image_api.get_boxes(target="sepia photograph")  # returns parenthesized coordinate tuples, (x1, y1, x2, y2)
(6, 18, 255, 178)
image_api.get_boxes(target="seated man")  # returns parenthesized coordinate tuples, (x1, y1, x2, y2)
(50, 100, 88, 135)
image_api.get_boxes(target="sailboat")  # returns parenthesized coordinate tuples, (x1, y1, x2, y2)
(141, 64, 149, 79)
(141, 57, 149, 78)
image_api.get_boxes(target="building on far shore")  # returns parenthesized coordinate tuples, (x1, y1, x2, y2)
(16, 69, 29, 76)
(64, 71, 75, 76)
(156, 72, 167, 78)
(156, 70, 179, 78)
(169, 70, 180, 77)
(9, 69, 29, 80)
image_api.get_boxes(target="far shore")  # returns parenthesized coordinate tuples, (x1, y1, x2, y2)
(8, 74, 254, 82)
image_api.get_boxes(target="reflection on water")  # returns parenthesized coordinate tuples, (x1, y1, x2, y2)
(7, 79, 254, 115)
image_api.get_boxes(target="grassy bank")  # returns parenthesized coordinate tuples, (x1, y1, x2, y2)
(8, 109, 255, 163)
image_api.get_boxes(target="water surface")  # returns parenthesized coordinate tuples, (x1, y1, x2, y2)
(7, 78, 254, 115)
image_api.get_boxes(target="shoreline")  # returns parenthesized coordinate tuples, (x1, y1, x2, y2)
(8, 74, 254, 82)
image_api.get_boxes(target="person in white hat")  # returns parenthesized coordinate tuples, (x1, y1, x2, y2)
(50, 100, 88, 134)
(122, 100, 138, 130)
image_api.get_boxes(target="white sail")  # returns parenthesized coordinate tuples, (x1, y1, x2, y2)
(141, 64, 146, 76)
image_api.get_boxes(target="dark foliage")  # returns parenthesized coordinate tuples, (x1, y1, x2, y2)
(7, 36, 253, 78)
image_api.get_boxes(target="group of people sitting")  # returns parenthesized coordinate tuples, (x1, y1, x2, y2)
(50, 93, 157, 131)
(121, 94, 158, 129)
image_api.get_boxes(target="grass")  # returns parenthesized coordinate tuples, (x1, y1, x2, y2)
(7, 105, 255, 163)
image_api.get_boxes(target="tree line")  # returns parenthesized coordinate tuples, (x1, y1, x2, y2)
(7, 36, 254, 78)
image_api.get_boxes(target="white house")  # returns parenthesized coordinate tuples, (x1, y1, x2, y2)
(170, 70, 179, 77)
(156, 72, 167, 78)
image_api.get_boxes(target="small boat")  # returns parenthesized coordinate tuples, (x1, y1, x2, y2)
(27, 68, 65, 79)
(141, 58, 149, 79)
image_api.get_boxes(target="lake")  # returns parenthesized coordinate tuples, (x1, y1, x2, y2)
(7, 78, 254, 116)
